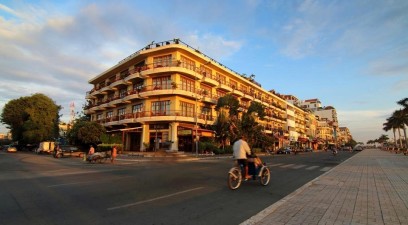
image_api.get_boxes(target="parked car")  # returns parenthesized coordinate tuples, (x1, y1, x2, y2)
(7, 146, 17, 153)
(35, 141, 55, 154)
(341, 146, 352, 151)
(54, 145, 85, 158)
(277, 147, 291, 154)
(353, 146, 363, 151)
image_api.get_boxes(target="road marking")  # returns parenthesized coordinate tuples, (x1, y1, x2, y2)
(269, 163, 284, 167)
(306, 166, 319, 170)
(292, 164, 307, 169)
(320, 167, 332, 172)
(107, 187, 204, 210)
(280, 164, 295, 168)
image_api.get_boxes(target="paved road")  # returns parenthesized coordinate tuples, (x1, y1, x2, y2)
(0, 150, 354, 225)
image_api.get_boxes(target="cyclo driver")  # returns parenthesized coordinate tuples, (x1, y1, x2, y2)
(232, 135, 252, 180)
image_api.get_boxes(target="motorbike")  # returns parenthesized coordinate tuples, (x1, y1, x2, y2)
(227, 157, 270, 190)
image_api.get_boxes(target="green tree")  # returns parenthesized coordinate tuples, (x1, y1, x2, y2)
(377, 134, 389, 145)
(1, 93, 60, 144)
(67, 116, 105, 146)
(383, 117, 399, 147)
(214, 94, 241, 146)
(396, 98, 408, 148)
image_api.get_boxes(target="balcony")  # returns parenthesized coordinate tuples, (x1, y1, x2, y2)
(201, 73, 219, 86)
(232, 89, 244, 97)
(96, 110, 215, 127)
(217, 83, 233, 92)
(110, 77, 128, 90)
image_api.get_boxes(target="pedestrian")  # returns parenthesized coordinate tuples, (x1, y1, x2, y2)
(111, 145, 117, 164)
(88, 145, 95, 155)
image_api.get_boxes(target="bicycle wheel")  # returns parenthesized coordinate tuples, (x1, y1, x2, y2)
(259, 166, 270, 186)
(228, 167, 242, 190)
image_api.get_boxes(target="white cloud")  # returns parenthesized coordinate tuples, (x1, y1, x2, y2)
(338, 109, 395, 143)
(184, 32, 243, 60)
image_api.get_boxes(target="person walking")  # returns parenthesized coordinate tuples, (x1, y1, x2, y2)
(111, 145, 117, 164)
(233, 136, 252, 180)
(88, 145, 95, 155)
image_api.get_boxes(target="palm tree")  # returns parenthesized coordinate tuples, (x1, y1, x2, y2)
(383, 119, 398, 147)
(377, 134, 389, 145)
(396, 98, 408, 148)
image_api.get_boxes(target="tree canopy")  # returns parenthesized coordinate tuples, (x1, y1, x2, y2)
(1, 93, 60, 144)
(213, 95, 274, 150)
(67, 116, 105, 147)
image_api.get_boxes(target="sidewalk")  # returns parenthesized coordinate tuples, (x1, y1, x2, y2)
(242, 148, 408, 225)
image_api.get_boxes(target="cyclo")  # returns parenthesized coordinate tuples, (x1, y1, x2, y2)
(227, 154, 271, 190)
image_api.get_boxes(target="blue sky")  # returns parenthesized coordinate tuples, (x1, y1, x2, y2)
(0, 0, 407, 143)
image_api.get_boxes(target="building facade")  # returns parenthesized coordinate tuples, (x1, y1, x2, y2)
(85, 39, 289, 152)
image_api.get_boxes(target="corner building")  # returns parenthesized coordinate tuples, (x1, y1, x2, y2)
(85, 39, 289, 152)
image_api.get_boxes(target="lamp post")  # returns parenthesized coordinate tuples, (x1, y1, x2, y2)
(194, 89, 202, 157)
(195, 98, 199, 156)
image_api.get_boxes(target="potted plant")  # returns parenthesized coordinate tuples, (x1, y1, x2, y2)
(171, 81, 178, 89)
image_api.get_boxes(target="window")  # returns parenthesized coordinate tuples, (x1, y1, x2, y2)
(180, 101, 194, 117)
(216, 73, 226, 84)
(106, 111, 113, 118)
(153, 55, 172, 67)
(107, 92, 114, 101)
(120, 69, 129, 79)
(181, 76, 195, 92)
(180, 56, 195, 71)
(152, 76, 171, 89)
(132, 104, 143, 113)
(118, 108, 126, 119)
(97, 114, 103, 120)
(119, 88, 127, 98)
(230, 80, 237, 89)
(200, 65, 212, 78)
(201, 106, 211, 119)
(200, 85, 211, 97)
(133, 81, 144, 92)
(151, 100, 170, 116)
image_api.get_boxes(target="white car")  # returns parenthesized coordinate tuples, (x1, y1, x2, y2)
(7, 146, 17, 153)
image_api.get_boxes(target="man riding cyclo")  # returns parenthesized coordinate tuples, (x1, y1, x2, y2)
(233, 135, 263, 181)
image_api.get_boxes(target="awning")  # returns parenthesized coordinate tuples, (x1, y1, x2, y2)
(107, 127, 142, 132)
(178, 123, 215, 137)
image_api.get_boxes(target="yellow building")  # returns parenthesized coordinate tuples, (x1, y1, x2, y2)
(85, 39, 289, 152)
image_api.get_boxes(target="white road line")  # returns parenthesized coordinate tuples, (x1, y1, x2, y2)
(306, 166, 319, 170)
(280, 164, 295, 168)
(269, 163, 284, 167)
(320, 167, 332, 172)
(292, 164, 307, 169)
(107, 187, 204, 211)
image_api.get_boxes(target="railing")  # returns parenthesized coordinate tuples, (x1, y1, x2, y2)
(95, 110, 215, 124)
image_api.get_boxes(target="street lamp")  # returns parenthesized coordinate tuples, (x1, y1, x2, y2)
(193, 89, 202, 156)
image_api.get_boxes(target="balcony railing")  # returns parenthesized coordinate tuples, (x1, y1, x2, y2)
(95, 110, 215, 124)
